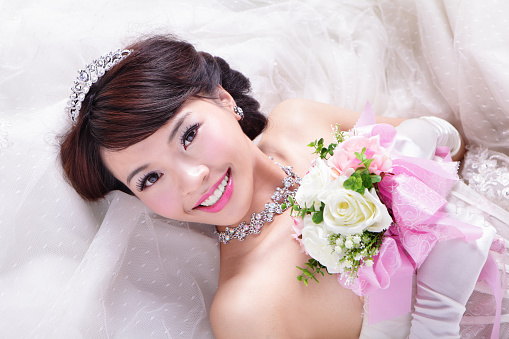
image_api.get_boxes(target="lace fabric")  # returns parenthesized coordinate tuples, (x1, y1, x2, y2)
(461, 146, 509, 211)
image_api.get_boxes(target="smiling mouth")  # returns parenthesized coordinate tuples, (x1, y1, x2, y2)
(200, 171, 230, 207)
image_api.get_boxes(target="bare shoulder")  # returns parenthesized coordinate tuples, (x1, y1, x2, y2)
(268, 98, 361, 133)
(210, 277, 290, 339)
(262, 98, 404, 148)
(259, 99, 355, 161)
(259, 98, 404, 172)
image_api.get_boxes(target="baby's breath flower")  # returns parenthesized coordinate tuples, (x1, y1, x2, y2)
(364, 259, 374, 267)
(334, 246, 343, 254)
(344, 239, 354, 249)
(352, 235, 361, 244)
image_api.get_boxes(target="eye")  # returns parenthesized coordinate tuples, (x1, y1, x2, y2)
(136, 172, 163, 192)
(181, 123, 200, 149)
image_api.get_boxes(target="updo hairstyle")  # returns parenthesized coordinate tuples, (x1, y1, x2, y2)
(60, 34, 267, 202)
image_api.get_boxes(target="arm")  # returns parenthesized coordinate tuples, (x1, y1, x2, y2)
(268, 98, 405, 135)
(410, 225, 495, 338)
(269, 98, 466, 161)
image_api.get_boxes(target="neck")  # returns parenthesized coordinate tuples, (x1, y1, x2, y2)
(216, 152, 296, 253)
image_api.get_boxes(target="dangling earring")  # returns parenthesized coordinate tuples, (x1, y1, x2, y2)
(234, 106, 244, 120)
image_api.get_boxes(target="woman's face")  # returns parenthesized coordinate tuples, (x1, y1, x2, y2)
(101, 92, 255, 225)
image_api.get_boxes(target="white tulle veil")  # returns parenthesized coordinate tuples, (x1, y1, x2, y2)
(1, 0, 509, 337)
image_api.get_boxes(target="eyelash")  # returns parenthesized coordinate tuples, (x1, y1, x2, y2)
(181, 123, 200, 149)
(136, 172, 163, 192)
(135, 123, 200, 192)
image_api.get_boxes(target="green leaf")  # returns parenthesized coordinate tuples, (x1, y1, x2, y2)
(360, 170, 372, 188)
(355, 148, 367, 162)
(363, 158, 373, 168)
(312, 210, 324, 224)
(343, 173, 363, 191)
(371, 174, 382, 184)
(328, 143, 337, 156)
(288, 196, 294, 205)
(296, 259, 332, 285)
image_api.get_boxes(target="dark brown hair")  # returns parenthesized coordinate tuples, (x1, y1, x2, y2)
(60, 35, 267, 201)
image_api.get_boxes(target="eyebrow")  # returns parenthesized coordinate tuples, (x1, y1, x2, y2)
(125, 112, 191, 186)
(126, 164, 149, 185)
(169, 111, 191, 142)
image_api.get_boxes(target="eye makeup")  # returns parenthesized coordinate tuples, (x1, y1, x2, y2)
(136, 172, 163, 192)
(181, 123, 200, 149)
(134, 122, 200, 192)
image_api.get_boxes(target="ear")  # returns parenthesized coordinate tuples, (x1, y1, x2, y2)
(216, 86, 236, 111)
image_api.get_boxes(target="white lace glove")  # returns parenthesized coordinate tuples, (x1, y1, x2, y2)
(409, 217, 495, 338)
(394, 116, 462, 159)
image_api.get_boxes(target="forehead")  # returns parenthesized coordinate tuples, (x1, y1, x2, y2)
(100, 97, 226, 181)
(100, 118, 173, 182)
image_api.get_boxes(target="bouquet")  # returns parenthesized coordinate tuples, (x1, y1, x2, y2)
(288, 104, 496, 325)
(288, 124, 394, 286)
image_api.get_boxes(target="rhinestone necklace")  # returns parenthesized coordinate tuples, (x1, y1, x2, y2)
(217, 161, 301, 244)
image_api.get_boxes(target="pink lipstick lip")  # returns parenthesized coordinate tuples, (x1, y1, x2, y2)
(194, 170, 233, 213)
(194, 169, 229, 208)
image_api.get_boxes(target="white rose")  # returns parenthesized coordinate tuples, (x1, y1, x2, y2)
(318, 180, 392, 236)
(301, 215, 344, 273)
(295, 159, 332, 209)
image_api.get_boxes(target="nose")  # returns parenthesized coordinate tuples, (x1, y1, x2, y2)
(180, 163, 209, 196)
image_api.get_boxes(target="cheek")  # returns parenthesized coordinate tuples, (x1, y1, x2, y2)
(141, 191, 180, 218)
(199, 129, 238, 161)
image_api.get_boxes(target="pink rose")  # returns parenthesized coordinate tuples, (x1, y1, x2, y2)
(369, 153, 392, 175)
(329, 135, 391, 176)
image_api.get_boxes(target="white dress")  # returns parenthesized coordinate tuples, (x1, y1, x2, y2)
(1, 0, 509, 337)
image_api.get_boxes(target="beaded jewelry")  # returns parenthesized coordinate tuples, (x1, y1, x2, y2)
(217, 162, 301, 244)
(234, 106, 244, 120)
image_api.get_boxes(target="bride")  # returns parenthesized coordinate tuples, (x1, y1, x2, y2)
(59, 35, 503, 338)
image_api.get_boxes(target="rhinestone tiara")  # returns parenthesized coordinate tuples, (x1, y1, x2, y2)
(66, 49, 133, 123)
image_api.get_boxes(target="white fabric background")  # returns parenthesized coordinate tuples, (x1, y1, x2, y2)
(1, 0, 509, 337)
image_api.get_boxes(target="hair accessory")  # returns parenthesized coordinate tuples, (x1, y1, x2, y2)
(233, 106, 244, 120)
(217, 161, 300, 244)
(66, 49, 133, 123)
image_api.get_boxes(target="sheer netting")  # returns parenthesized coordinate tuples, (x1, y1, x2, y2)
(1, 0, 509, 337)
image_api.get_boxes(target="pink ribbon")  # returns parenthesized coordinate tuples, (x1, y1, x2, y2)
(342, 102, 500, 327)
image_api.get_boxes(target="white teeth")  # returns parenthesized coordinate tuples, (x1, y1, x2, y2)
(201, 173, 229, 207)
